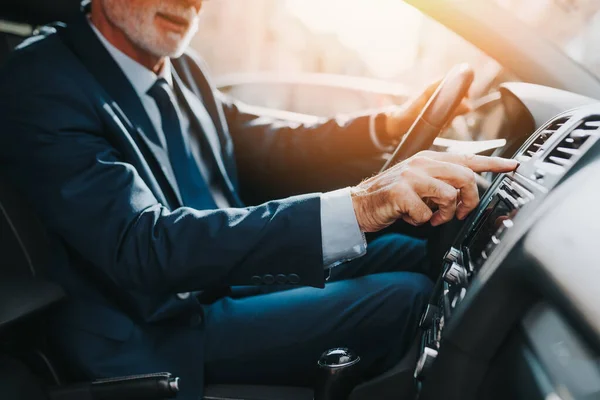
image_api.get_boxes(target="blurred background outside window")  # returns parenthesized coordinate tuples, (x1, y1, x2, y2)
(191, 0, 503, 118)
(494, 0, 600, 79)
(190, 0, 600, 122)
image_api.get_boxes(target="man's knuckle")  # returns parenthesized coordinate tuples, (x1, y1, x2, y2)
(391, 182, 409, 198)
(421, 207, 433, 221)
(428, 182, 441, 197)
(408, 156, 428, 168)
(444, 188, 458, 203)
(462, 153, 476, 164)
(468, 169, 477, 181)
(458, 166, 476, 183)
(398, 168, 417, 180)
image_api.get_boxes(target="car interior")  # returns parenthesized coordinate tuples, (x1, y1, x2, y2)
(2, 1, 600, 400)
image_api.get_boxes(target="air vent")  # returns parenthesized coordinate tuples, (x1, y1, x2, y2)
(521, 117, 570, 159)
(544, 116, 600, 168)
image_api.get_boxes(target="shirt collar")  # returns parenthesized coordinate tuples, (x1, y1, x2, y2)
(88, 19, 172, 97)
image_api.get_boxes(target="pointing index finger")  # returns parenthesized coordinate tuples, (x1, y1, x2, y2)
(427, 153, 519, 174)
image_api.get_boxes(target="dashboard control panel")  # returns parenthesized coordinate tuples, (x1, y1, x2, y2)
(414, 105, 600, 382)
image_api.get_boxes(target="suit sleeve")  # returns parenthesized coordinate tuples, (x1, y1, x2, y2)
(176, 52, 385, 200)
(218, 92, 386, 199)
(0, 70, 325, 295)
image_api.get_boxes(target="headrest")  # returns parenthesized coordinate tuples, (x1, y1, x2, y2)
(0, 0, 83, 27)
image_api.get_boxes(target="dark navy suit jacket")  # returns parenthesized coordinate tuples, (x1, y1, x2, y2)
(0, 13, 384, 399)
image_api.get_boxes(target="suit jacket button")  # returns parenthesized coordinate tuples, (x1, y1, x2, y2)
(251, 276, 262, 285)
(177, 292, 191, 300)
(190, 314, 203, 327)
(275, 274, 287, 284)
(263, 274, 275, 285)
(288, 274, 300, 284)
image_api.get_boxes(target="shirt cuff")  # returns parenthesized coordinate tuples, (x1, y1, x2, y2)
(320, 188, 367, 269)
(369, 113, 395, 152)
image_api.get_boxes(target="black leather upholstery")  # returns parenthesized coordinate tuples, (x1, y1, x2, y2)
(0, 279, 65, 335)
(0, 0, 82, 26)
(0, 355, 48, 400)
(0, 175, 52, 279)
(204, 385, 313, 400)
(0, 30, 27, 64)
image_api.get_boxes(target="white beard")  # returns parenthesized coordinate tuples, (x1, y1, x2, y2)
(101, 0, 199, 58)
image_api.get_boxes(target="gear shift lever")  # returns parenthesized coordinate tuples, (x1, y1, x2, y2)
(314, 348, 361, 400)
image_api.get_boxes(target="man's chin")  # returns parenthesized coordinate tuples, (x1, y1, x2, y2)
(141, 40, 187, 59)
(152, 33, 192, 57)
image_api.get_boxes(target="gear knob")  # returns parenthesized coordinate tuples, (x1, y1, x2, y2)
(314, 348, 361, 400)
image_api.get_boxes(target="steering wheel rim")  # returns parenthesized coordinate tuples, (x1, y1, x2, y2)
(381, 64, 475, 172)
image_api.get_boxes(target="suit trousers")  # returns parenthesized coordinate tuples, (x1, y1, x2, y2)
(203, 233, 433, 386)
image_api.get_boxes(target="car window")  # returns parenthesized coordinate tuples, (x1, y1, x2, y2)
(492, 0, 600, 80)
(192, 0, 511, 117)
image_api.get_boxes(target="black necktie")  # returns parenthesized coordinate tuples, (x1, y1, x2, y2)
(147, 78, 216, 209)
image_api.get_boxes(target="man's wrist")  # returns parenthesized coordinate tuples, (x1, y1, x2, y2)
(320, 188, 367, 268)
(350, 186, 369, 233)
(369, 112, 395, 151)
(384, 106, 414, 143)
(374, 112, 389, 142)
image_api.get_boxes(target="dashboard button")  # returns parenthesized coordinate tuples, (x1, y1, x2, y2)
(419, 304, 440, 329)
(495, 219, 512, 237)
(443, 262, 468, 286)
(443, 247, 461, 264)
(414, 347, 438, 381)
(533, 169, 546, 181)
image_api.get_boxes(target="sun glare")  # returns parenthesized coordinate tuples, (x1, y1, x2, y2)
(284, 0, 424, 78)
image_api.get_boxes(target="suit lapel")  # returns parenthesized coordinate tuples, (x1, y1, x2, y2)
(172, 57, 243, 205)
(133, 126, 183, 205)
(59, 14, 183, 206)
(172, 70, 242, 206)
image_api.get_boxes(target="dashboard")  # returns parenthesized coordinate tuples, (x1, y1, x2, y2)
(413, 98, 600, 400)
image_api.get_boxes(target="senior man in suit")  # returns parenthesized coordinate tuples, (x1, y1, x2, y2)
(0, 0, 517, 398)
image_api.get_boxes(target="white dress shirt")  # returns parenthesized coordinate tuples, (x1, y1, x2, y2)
(90, 22, 370, 269)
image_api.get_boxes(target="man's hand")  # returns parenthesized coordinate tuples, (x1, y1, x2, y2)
(350, 151, 518, 232)
(383, 79, 472, 141)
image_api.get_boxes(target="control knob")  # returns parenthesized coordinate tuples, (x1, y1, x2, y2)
(443, 262, 468, 286)
(443, 247, 461, 264)
(414, 347, 438, 381)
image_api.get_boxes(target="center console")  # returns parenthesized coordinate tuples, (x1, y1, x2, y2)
(415, 175, 533, 381)
(413, 105, 600, 386)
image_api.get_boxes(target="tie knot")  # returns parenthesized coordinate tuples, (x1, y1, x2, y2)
(147, 77, 174, 105)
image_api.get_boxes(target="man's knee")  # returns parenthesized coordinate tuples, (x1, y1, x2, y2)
(372, 234, 428, 269)
(351, 272, 432, 377)
(371, 233, 426, 255)
(389, 272, 432, 310)
(363, 272, 433, 323)
(384, 272, 432, 331)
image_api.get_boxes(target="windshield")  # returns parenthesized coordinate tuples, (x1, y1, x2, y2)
(494, 0, 600, 79)
(195, 1, 508, 96)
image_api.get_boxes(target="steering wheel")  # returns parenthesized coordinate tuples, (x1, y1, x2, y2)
(381, 64, 475, 172)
